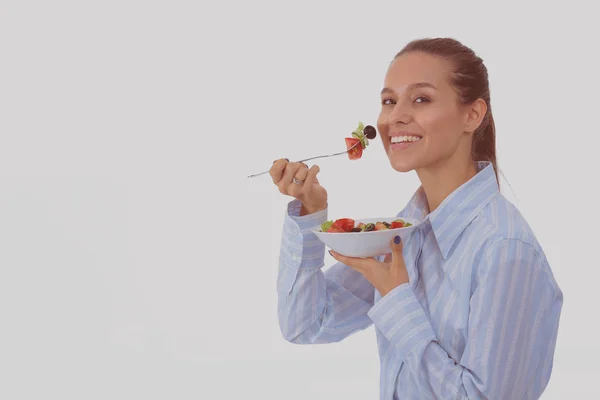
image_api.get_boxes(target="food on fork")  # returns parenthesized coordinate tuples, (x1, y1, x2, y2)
(345, 122, 377, 160)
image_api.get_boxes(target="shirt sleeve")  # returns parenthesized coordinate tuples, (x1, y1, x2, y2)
(367, 238, 563, 399)
(277, 199, 375, 344)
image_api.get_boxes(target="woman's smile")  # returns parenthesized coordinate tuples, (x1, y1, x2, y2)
(389, 133, 423, 151)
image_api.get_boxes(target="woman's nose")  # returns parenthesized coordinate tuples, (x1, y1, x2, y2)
(389, 102, 412, 126)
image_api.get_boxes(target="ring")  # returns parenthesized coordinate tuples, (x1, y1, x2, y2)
(292, 177, 304, 185)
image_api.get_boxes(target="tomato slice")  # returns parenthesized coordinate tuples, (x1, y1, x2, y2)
(327, 224, 346, 233)
(345, 138, 363, 160)
(391, 220, 405, 229)
(331, 218, 355, 232)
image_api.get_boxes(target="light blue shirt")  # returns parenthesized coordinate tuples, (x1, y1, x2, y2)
(276, 161, 563, 399)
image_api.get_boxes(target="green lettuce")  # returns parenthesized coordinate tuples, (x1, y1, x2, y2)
(320, 220, 333, 232)
(352, 121, 369, 149)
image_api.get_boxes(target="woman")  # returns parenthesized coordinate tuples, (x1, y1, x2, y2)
(269, 37, 563, 400)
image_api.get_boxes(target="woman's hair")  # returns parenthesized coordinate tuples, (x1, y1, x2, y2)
(393, 38, 498, 185)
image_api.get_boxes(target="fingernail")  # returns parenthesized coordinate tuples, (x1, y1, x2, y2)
(328, 250, 332, 256)
(394, 235, 401, 244)
(285, 158, 289, 162)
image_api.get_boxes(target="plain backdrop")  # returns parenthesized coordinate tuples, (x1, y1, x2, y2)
(1, 0, 599, 399)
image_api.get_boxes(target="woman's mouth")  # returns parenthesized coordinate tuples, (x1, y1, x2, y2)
(390, 135, 422, 151)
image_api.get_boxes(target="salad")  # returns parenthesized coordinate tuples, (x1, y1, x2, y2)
(320, 218, 412, 233)
(345, 122, 377, 160)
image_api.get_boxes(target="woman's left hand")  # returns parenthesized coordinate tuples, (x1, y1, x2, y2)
(329, 235, 409, 297)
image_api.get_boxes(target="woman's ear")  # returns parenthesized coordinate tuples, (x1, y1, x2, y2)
(464, 98, 488, 133)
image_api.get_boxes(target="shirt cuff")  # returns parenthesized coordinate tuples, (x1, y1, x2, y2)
(280, 199, 328, 270)
(286, 199, 328, 231)
(367, 284, 436, 362)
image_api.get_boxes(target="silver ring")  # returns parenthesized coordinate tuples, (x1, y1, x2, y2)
(292, 177, 304, 185)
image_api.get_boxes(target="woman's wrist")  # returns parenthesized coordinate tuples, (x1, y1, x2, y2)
(300, 203, 327, 216)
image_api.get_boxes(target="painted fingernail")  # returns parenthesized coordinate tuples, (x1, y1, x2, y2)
(394, 235, 401, 244)
(285, 158, 289, 162)
(328, 250, 332, 256)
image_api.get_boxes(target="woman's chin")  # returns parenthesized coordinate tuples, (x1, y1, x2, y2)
(388, 157, 416, 173)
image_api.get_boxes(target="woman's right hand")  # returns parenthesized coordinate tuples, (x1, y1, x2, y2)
(270, 159, 328, 216)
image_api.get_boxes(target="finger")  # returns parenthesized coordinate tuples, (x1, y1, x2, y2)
(303, 165, 320, 187)
(281, 162, 303, 185)
(389, 235, 404, 269)
(278, 162, 304, 194)
(288, 164, 310, 197)
(269, 158, 289, 184)
(294, 163, 309, 181)
(329, 250, 378, 274)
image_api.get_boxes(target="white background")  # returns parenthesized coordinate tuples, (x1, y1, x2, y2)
(1, 0, 599, 398)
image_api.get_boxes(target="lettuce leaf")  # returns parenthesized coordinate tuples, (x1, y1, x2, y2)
(320, 220, 333, 232)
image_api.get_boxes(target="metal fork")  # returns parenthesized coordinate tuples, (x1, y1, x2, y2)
(247, 141, 360, 178)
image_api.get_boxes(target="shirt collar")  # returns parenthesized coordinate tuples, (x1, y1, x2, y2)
(399, 161, 500, 259)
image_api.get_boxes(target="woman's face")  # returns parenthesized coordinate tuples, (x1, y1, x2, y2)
(377, 52, 477, 173)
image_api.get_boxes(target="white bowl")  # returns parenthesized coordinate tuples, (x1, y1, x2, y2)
(310, 217, 421, 258)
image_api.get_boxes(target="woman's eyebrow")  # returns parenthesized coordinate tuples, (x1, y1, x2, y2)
(380, 82, 437, 95)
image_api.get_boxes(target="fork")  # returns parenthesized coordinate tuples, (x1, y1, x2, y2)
(247, 141, 360, 178)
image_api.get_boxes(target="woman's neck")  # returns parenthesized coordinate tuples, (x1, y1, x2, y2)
(416, 158, 478, 214)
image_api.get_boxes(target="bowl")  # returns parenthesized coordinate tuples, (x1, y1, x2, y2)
(310, 216, 420, 258)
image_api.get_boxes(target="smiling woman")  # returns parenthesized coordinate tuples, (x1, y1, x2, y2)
(378, 45, 497, 203)
(269, 37, 563, 400)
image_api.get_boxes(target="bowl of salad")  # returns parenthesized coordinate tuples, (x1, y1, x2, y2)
(310, 216, 420, 258)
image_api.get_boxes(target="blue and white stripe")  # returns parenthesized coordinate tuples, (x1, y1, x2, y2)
(277, 161, 563, 399)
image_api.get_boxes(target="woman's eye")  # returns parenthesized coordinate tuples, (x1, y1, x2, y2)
(414, 96, 430, 103)
(381, 98, 395, 105)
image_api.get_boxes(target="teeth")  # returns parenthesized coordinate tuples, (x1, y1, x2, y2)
(391, 136, 421, 143)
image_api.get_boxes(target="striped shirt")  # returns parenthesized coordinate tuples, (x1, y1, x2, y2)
(276, 161, 563, 399)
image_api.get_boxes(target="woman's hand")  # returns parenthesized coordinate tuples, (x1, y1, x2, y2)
(329, 235, 409, 297)
(269, 158, 328, 215)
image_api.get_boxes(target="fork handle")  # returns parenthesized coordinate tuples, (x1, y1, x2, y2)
(246, 151, 346, 178)
(247, 143, 357, 178)
(297, 148, 351, 163)
(247, 170, 271, 178)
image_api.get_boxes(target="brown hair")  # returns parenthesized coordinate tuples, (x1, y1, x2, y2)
(393, 38, 499, 185)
